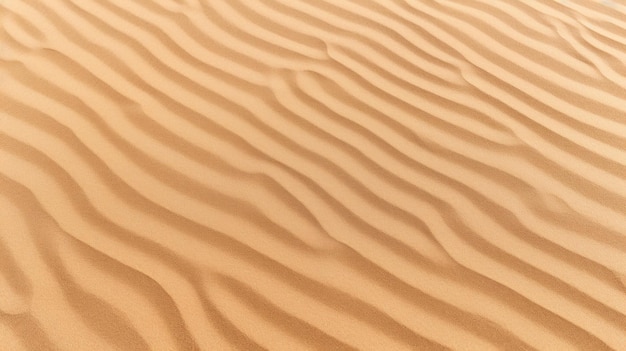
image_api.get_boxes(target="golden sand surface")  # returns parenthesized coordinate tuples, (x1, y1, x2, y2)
(1, 0, 626, 350)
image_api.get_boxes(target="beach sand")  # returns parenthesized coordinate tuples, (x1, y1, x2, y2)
(1, 0, 626, 349)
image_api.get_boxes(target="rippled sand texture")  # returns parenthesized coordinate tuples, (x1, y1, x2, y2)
(2, 0, 626, 350)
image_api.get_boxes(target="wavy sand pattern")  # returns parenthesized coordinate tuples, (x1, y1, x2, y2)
(1, 0, 626, 350)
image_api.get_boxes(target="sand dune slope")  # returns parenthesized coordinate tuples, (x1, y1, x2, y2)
(1, 0, 626, 350)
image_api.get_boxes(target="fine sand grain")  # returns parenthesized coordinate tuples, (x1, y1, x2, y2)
(1, 0, 626, 350)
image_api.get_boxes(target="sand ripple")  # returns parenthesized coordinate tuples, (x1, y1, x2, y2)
(1, 0, 626, 350)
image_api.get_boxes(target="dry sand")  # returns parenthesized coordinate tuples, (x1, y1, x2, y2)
(1, 0, 626, 350)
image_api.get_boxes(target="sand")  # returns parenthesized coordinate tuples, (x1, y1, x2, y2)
(1, 0, 626, 350)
